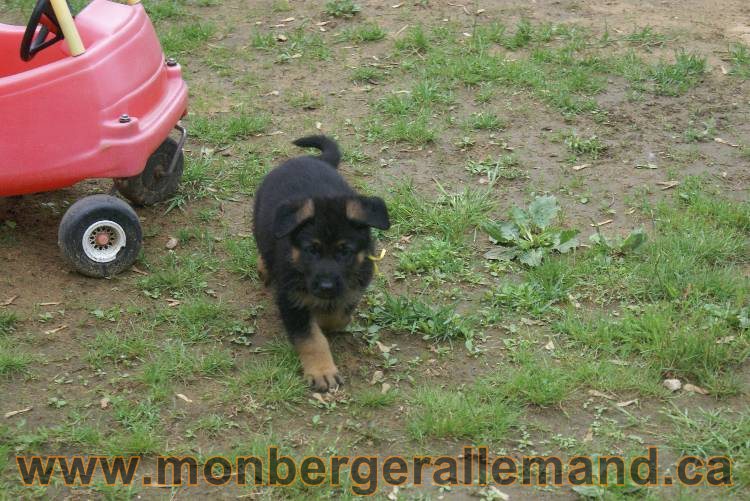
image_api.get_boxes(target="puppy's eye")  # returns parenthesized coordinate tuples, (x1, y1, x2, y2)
(303, 242, 322, 256)
(336, 243, 355, 258)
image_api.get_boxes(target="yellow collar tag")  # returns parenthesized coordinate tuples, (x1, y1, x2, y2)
(368, 248, 387, 275)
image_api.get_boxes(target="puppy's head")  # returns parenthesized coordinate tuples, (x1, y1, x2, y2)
(274, 196, 390, 300)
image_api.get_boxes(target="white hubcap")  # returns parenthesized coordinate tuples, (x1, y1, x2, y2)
(82, 220, 126, 263)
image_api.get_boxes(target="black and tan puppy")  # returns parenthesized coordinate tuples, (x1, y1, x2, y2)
(253, 136, 390, 391)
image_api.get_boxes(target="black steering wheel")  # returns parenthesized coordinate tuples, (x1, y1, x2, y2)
(20, 0, 66, 62)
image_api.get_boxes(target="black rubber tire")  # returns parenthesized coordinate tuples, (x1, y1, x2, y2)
(58, 195, 142, 278)
(114, 137, 184, 206)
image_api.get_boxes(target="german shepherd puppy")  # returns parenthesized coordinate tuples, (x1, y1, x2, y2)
(253, 136, 390, 391)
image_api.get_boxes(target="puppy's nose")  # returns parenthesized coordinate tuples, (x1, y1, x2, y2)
(317, 279, 335, 292)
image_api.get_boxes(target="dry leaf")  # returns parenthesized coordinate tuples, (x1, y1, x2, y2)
(276, 34, 288, 42)
(1, 295, 18, 306)
(130, 266, 149, 276)
(316, 21, 330, 26)
(720, 65, 729, 75)
(588, 390, 615, 400)
(616, 399, 638, 407)
(583, 428, 594, 442)
(684, 384, 709, 395)
(387, 486, 400, 501)
(176, 393, 193, 403)
(572, 163, 591, 171)
(392, 3, 403, 7)
(544, 340, 555, 351)
(315, 121, 323, 130)
(375, 341, 392, 353)
(311, 393, 327, 405)
(279, 17, 295, 22)
(370, 370, 384, 385)
(100, 397, 110, 409)
(714, 137, 740, 148)
(38, 302, 61, 306)
(4, 407, 32, 418)
(591, 219, 613, 227)
(166, 298, 181, 307)
(663, 378, 682, 392)
(716, 336, 736, 344)
(657, 181, 680, 190)
(44, 325, 68, 335)
(381, 383, 392, 394)
(165, 237, 178, 250)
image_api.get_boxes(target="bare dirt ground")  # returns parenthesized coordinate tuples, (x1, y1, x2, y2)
(1, 0, 749, 499)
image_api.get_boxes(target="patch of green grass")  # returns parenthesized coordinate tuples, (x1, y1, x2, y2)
(611, 50, 707, 96)
(191, 109, 271, 145)
(352, 388, 398, 408)
(351, 66, 384, 83)
(563, 131, 607, 159)
(159, 299, 233, 343)
(368, 293, 477, 345)
(188, 414, 238, 438)
(623, 26, 667, 48)
(683, 118, 717, 143)
(386, 181, 494, 241)
(230, 341, 306, 405)
(729, 43, 750, 79)
(145, 0, 186, 23)
(140, 341, 234, 397)
(278, 29, 331, 62)
(287, 91, 324, 110)
(0, 341, 32, 377)
(251, 31, 277, 50)
(138, 253, 211, 299)
(87, 327, 156, 368)
(407, 384, 520, 442)
(466, 154, 526, 182)
(395, 25, 430, 53)
(0, 312, 17, 335)
(489, 351, 577, 406)
(466, 112, 506, 131)
(224, 237, 259, 280)
(363, 113, 436, 145)
(338, 22, 385, 43)
(325, 0, 360, 18)
(666, 407, 749, 489)
(397, 237, 469, 279)
(160, 22, 215, 56)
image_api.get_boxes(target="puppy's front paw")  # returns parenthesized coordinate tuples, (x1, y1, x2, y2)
(305, 365, 343, 392)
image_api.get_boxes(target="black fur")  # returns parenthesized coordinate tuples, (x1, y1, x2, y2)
(252, 135, 390, 391)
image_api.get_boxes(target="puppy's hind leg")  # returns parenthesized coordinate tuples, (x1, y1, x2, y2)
(277, 292, 342, 392)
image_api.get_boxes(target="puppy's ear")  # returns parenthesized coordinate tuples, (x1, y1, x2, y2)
(274, 199, 315, 238)
(346, 196, 390, 230)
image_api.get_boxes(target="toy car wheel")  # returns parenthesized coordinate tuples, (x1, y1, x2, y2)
(114, 137, 184, 206)
(58, 195, 142, 278)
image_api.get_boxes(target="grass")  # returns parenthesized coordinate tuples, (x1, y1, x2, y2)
(224, 237, 259, 280)
(563, 131, 607, 159)
(466, 112, 506, 131)
(407, 384, 520, 442)
(228, 341, 306, 405)
(386, 181, 494, 241)
(0, 341, 32, 377)
(729, 43, 750, 79)
(160, 22, 215, 55)
(325, 0, 360, 18)
(0, 312, 17, 336)
(338, 22, 385, 43)
(191, 110, 271, 145)
(466, 154, 526, 182)
(397, 237, 469, 279)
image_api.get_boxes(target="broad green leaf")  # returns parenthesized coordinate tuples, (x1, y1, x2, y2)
(620, 228, 647, 253)
(528, 195, 559, 230)
(483, 247, 520, 261)
(509, 206, 529, 227)
(519, 248, 544, 267)
(553, 229, 580, 253)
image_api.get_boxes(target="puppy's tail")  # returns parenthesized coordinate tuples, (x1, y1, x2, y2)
(293, 135, 341, 168)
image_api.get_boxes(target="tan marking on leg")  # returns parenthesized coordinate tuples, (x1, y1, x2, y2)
(257, 255, 270, 285)
(294, 323, 341, 392)
(356, 251, 366, 265)
(315, 309, 352, 332)
(290, 247, 300, 264)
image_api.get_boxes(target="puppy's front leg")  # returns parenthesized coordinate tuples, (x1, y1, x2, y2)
(277, 293, 342, 392)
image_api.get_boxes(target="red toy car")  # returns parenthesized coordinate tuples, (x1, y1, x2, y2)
(0, 0, 188, 277)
